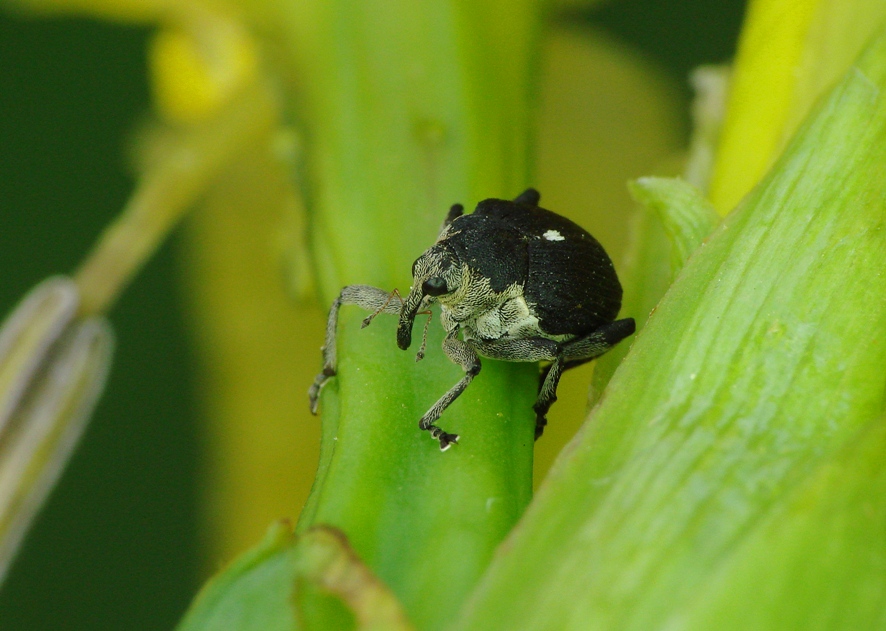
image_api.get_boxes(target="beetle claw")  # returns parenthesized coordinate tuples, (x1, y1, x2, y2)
(437, 432, 459, 451)
(427, 425, 459, 451)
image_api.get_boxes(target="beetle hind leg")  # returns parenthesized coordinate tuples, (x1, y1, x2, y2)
(534, 361, 564, 439)
(534, 317, 636, 439)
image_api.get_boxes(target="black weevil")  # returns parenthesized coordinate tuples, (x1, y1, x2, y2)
(309, 188, 635, 451)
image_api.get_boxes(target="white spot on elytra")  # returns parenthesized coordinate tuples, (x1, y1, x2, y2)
(543, 229, 565, 241)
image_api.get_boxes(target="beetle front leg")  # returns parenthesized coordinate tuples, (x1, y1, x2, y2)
(419, 334, 481, 451)
(308, 285, 404, 414)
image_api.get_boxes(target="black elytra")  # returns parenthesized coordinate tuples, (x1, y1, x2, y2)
(309, 188, 635, 451)
(442, 191, 623, 336)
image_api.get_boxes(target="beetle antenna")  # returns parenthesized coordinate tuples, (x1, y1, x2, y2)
(415, 309, 433, 361)
(361, 288, 404, 328)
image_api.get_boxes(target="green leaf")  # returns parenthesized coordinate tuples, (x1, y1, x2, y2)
(298, 313, 536, 630)
(680, 415, 886, 630)
(451, 27, 886, 631)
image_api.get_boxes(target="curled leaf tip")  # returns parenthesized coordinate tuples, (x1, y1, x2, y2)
(296, 526, 415, 631)
(628, 177, 719, 275)
(177, 522, 413, 631)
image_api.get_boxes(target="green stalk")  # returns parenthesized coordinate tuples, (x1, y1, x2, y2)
(272, 2, 542, 629)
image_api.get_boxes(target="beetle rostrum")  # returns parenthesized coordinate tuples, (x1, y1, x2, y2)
(309, 188, 636, 451)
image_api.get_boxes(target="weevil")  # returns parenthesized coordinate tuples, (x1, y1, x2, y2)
(309, 188, 635, 451)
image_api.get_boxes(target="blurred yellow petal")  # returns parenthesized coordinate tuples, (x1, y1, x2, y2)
(537, 27, 683, 257)
(710, 0, 886, 214)
(76, 79, 277, 316)
(148, 12, 259, 124)
(179, 128, 323, 568)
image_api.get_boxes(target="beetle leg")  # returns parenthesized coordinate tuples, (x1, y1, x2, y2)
(418, 333, 481, 451)
(471, 336, 559, 438)
(308, 285, 403, 414)
(534, 317, 636, 439)
(534, 360, 565, 440)
(470, 337, 558, 363)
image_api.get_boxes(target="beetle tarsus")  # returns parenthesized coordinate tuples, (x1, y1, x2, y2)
(308, 365, 336, 415)
(429, 426, 459, 451)
(533, 403, 551, 440)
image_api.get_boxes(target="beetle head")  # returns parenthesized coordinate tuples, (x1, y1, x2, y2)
(397, 242, 461, 350)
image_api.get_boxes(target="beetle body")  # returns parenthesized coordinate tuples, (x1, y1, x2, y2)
(310, 189, 635, 450)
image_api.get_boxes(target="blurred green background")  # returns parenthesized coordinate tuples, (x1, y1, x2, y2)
(0, 1, 743, 629)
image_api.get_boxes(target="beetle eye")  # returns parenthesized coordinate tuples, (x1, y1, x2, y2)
(422, 277, 448, 296)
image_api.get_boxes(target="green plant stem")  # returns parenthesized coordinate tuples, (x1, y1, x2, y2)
(268, 2, 542, 629)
